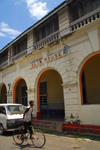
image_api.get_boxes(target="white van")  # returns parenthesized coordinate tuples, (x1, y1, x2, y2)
(0, 103, 25, 135)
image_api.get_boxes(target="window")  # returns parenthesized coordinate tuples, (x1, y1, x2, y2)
(71, 2, 84, 22)
(0, 107, 6, 114)
(13, 46, 17, 56)
(40, 81, 47, 104)
(35, 16, 59, 42)
(35, 30, 40, 42)
(79, 2, 84, 17)
(13, 37, 27, 56)
(20, 41, 24, 52)
(7, 105, 25, 114)
(54, 18, 59, 31)
(18, 43, 21, 53)
(83, 0, 91, 15)
(81, 71, 87, 104)
(21, 86, 27, 106)
(41, 27, 46, 39)
(72, 5, 79, 21)
(1, 51, 8, 63)
(47, 23, 53, 36)
(91, 0, 100, 10)
(70, 0, 100, 22)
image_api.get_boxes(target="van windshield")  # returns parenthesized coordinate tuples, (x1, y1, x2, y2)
(6, 105, 25, 115)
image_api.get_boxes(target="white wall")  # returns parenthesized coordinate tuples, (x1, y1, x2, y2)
(80, 105, 100, 125)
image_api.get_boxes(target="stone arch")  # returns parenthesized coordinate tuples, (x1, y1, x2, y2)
(33, 56, 68, 89)
(34, 67, 64, 87)
(79, 53, 100, 104)
(13, 77, 28, 106)
(34, 67, 65, 120)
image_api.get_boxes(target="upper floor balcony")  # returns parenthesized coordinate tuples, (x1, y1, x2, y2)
(69, 0, 100, 31)
(33, 30, 60, 51)
(0, 50, 27, 70)
(70, 7, 100, 31)
(0, 29, 60, 70)
(12, 49, 27, 62)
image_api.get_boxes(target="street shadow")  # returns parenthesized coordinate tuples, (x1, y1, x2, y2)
(13, 143, 34, 149)
(12, 143, 45, 149)
(1, 131, 13, 137)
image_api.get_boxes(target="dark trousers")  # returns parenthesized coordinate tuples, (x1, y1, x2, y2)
(23, 121, 33, 136)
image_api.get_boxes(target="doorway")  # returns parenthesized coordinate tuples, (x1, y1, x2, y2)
(38, 70, 65, 120)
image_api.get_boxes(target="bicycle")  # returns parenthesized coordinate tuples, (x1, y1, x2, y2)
(13, 123, 46, 148)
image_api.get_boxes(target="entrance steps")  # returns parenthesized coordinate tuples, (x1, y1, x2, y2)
(32, 120, 64, 132)
(32, 120, 100, 136)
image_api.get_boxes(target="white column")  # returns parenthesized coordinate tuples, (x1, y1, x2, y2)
(63, 83, 80, 124)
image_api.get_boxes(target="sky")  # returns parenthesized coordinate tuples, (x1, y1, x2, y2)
(0, 0, 65, 50)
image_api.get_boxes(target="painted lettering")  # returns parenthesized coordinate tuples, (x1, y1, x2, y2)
(48, 57, 50, 61)
(39, 60, 42, 64)
(31, 51, 63, 67)
(32, 63, 34, 67)
(44, 58, 47, 62)
(34, 63, 36, 67)
(37, 61, 40, 66)
(51, 55, 54, 60)
(55, 53, 58, 58)
(58, 51, 62, 57)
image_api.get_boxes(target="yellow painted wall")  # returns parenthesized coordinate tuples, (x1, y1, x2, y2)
(84, 55, 100, 104)
(41, 70, 64, 103)
(16, 79, 27, 103)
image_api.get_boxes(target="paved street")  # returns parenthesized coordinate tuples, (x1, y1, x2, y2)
(0, 132, 100, 150)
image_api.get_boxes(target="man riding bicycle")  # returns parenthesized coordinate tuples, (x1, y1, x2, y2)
(13, 100, 46, 148)
(23, 100, 34, 139)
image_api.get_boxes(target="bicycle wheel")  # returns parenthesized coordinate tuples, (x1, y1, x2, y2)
(31, 129, 46, 148)
(13, 129, 24, 145)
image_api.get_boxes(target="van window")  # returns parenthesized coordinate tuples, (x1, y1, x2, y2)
(6, 105, 25, 115)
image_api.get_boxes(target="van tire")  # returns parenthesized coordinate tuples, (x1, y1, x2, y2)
(0, 124, 4, 135)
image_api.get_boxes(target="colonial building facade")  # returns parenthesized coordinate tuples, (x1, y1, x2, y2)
(0, 0, 100, 126)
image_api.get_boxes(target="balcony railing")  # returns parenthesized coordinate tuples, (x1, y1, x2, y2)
(70, 8, 100, 31)
(33, 30, 60, 51)
(0, 60, 8, 69)
(12, 49, 27, 62)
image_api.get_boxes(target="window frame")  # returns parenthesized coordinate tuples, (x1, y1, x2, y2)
(13, 37, 27, 56)
(35, 16, 59, 42)
(69, 0, 100, 22)
(20, 85, 27, 106)
(39, 81, 48, 104)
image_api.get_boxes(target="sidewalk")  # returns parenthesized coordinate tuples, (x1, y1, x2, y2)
(0, 131, 100, 150)
(45, 133, 100, 150)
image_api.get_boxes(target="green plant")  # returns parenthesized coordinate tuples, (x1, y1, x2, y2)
(74, 135, 100, 141)
(34, 127, 54, 134)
